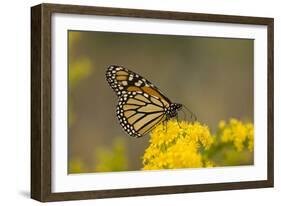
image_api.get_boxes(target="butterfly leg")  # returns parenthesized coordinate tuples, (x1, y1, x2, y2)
(176, 115, 182, 129)
(162, 121, 168, 133)
(162, 116, 168, 133)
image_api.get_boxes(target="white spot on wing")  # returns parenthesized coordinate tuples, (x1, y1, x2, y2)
(122, 81, 128, 86)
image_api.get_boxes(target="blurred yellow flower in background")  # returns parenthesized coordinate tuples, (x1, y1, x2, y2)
(69, 31, 81, 50)
(68, 31, 94, 126)
(69, 58, 92, 89)
(94, 137, 129, 172)
(143, 120, 214, 170)
(205, 118, 254, 166)
(219, 118, 254, 152)
(69, 159, 85, 174)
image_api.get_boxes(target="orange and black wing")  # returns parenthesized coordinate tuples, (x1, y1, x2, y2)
(106, 65, 171, 106)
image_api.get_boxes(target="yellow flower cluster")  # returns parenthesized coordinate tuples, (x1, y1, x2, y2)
(219, 118, 254, 152)
(68, 31, 93, 126)
(142, 120, 213, 170)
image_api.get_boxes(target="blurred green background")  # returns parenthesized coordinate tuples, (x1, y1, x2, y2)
(68, 30, 253, 173)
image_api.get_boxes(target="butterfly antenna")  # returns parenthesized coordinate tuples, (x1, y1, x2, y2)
(182, 105, 197, 122)
(180, 108, 187, 122)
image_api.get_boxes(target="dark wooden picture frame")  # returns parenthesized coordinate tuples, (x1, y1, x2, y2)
(31, 3, 274, 202)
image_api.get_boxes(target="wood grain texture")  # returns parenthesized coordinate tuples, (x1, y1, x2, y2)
(31, 4, 42, 201)
(42, 3, 272, 25)
(31, 3, 274, 202)
(31, 4, 52, 202)
(267, 20, 274, 186)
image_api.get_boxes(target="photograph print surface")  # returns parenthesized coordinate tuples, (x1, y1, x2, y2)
(68, 30, 254, 174)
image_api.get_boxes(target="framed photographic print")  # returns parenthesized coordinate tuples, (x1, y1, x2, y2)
(31, 3, 274, 202)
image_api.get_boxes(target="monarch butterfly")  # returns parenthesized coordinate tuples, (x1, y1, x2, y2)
(106, 65, 195, 137)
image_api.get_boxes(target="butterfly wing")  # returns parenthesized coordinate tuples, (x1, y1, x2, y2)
(106, 65, 174, 137)
(116, 91, 167, 137)
(106, 65, 171, 106)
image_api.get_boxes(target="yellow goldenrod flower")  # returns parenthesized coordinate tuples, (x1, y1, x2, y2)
(142, 120, 213, 170)
(246, 123, 254, 152)
(218, 120, 226, 129)
(219, 118, 254, 152)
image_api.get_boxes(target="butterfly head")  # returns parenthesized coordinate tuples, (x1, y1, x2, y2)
(166, 103, 182, 119)
(173, 103, 183, 110)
